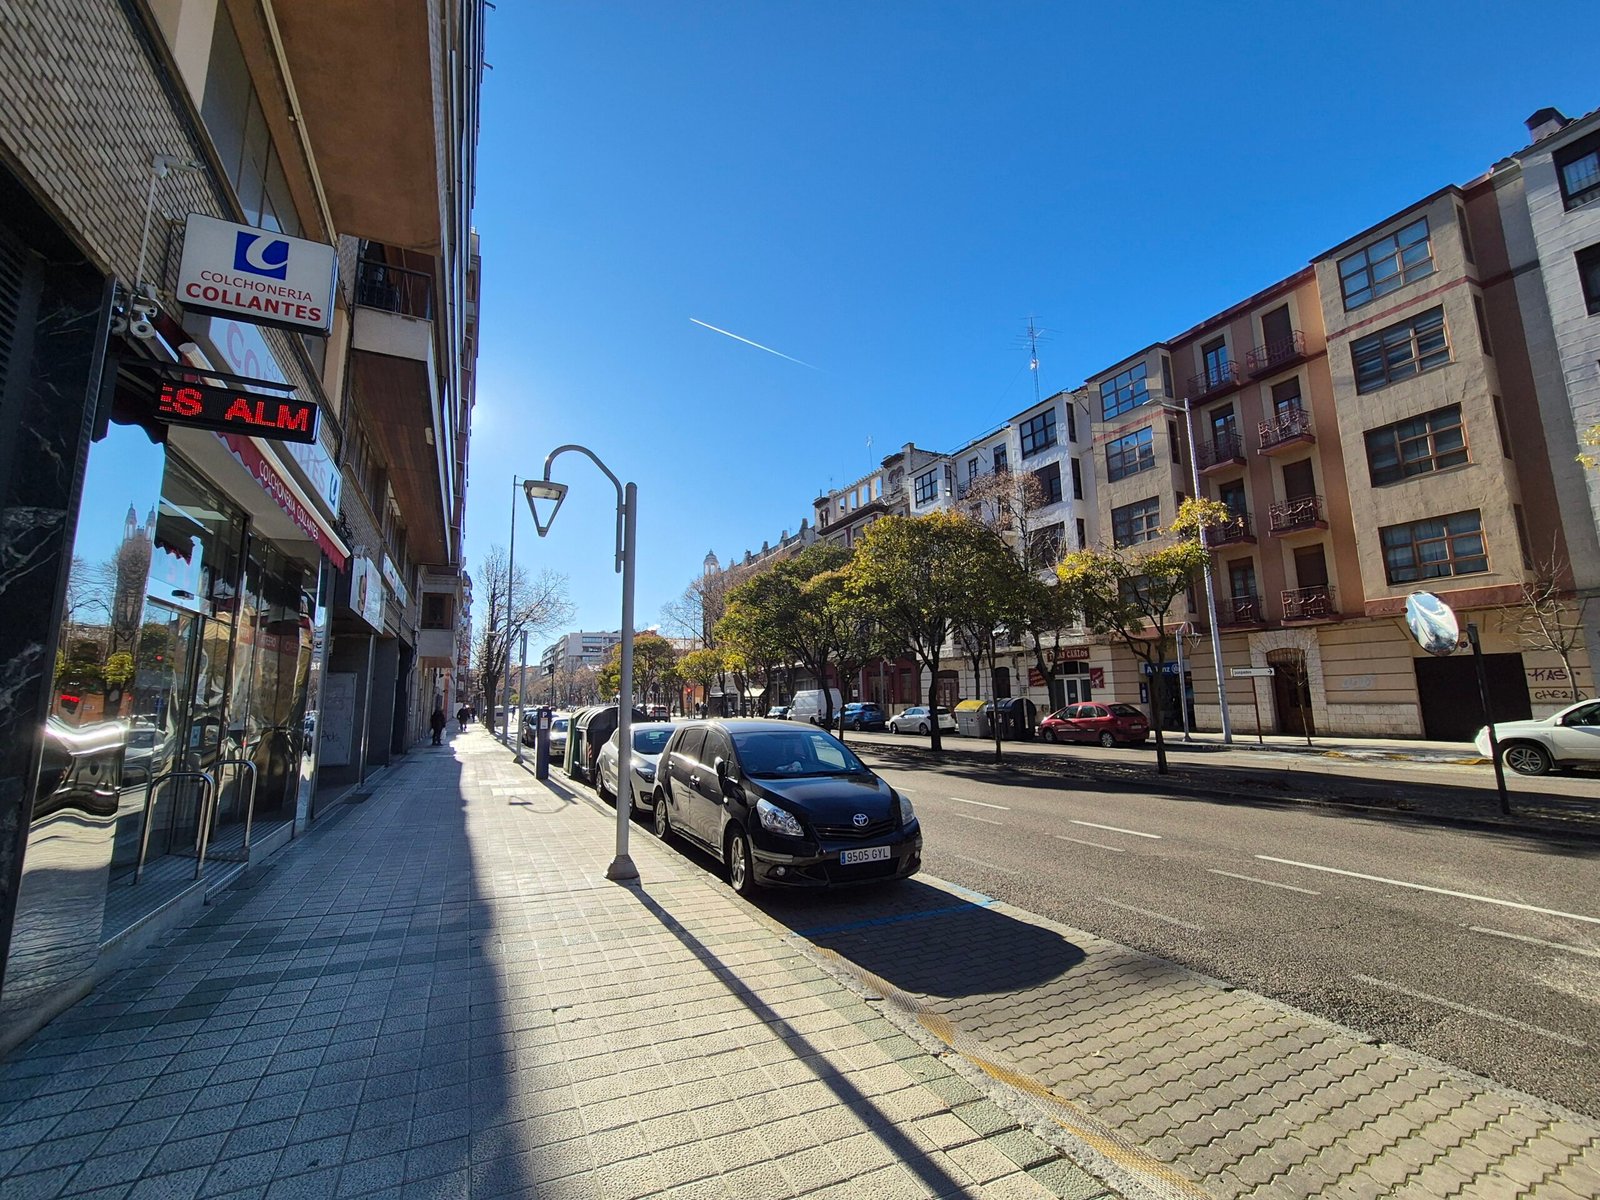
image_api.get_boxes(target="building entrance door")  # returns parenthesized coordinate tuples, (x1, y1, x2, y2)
(1267, 648, 1315, 737)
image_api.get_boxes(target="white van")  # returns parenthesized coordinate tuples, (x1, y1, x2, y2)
(788, 688, 843, 726)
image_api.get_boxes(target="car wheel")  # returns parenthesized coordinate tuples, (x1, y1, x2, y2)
(1099, 732, 1117, 749)
(596, 773, 613, 802)
(654, 791, 672, 841)
(726, 827, 757, 896)
(889, 722, 899, 734)
(1502, 741, 1552, 776)
(850, 719, 861, 731)
(917, 722, 929, 735)
(1045, 728, 1058, 744)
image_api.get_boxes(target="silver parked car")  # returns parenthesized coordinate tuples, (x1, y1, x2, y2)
(596, 723, 675, 810)
(888, 705, 956, 735)
(1476, 698, 1600, 775)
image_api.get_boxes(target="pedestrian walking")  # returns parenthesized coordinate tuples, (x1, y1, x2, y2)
(430, 707, 447, 745)
(456, 704, 468, 731)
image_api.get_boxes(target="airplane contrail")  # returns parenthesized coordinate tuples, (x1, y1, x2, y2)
(689, 317, 817, 369)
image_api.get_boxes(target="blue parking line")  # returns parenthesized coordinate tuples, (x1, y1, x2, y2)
(792, 899, 995, 938)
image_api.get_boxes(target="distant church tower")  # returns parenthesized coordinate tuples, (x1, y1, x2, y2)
(702, 549, 719, 577)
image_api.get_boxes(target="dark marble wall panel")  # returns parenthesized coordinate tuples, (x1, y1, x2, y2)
(0, 242, 113, 1003)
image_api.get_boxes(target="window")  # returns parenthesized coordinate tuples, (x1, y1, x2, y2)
(201, 8, 302, 238)
(1029, 522, 1065, 563)
(1020, 409, 1057, 457)
(1556, 132, 1600, 210)
(1364, 406, 1468, 485)
(968, 457, 979, 480)
(1168, 419, 1182, 464)
(1065, 405, 1077, 443)
(1112, 497, 1162, 547)
(1578, 244, 1600, 316)
(1352, 306, 1450, 393)
(421, 592, 454, 629)
(1338, 217, 1434, 310)
(1075, 517, 1087, 549)
(1034, 462, 1063, 504)
(913, 469, 939, 505)
(1271, 377, 1303, 416)
(1100, 362, 1149, 421)
(992, 444, 1008, 474)
(1473, 295, 1493, 356)
(1070, 457, 1083, 500)
(1380, 510, 1488, 584)
(1106, 427, 1155, 481)
(1201, 338, 1229, 388)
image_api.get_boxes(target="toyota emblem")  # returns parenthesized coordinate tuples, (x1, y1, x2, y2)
(852, 813, 869, 828)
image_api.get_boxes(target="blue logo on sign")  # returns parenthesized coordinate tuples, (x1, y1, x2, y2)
(233, 231, 290, 279)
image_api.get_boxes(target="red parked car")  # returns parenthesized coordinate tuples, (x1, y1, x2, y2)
(1039, 703, 1149, 748)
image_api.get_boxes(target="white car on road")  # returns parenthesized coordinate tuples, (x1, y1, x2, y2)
(1476, 698, 1600, 775)
(888, 706, 956, 735)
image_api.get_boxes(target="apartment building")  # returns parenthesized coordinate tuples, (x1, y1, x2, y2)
(0, 0, 484, 1051)
(1085, 156, 1590, 740)
(541, 629, 625, 676)
(815, 442, 944, 544)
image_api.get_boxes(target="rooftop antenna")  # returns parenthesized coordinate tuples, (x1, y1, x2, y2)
(1016, 317, 1052, 407)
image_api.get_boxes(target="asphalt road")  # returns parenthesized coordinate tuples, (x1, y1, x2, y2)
(847, 747, 1600, 1120)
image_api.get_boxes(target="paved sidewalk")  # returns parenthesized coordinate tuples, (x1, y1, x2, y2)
(0, 728, 1129, 1200)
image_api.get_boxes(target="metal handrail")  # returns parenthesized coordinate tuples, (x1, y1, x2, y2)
(133, 770, 215, 884)
(212, 757, 260, 854)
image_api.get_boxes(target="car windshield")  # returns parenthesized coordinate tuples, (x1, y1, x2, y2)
(633, 727, 673, 754)
(551, 718, 568, 733)
(732, 728, 869, 778)
(1109, 704, 1144, 717)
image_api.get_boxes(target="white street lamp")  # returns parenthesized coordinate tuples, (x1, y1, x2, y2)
(525, 446, 639, 881)
(1160, 398, 1234, 744)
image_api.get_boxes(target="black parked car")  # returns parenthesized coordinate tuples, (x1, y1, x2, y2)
(839, 702, 888, 731)
(650, 719, 921, 895)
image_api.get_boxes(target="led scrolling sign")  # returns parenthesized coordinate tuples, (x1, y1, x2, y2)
(144, 364, 319, 445)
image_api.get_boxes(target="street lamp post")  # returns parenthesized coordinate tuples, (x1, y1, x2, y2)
(1163, 398, 1233, 743)
(525, 446, 639, 882)
(502, 475, 517, 744)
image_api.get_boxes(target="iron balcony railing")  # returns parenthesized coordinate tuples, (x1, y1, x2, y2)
(356, 257, 435, 320)
(1188, 360, 1240, 396)
(1268, 494, 1325, 533)
(1281, 584, 1336, 621)
(1220, 594, 1264, 625)
(1259, 406, 1314, 451)
(1208, 510, 1253, 544)
(1245, 329, 1306, 375)
(1196, 430, 1245, 471)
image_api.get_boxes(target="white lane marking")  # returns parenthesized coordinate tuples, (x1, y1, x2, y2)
(1072, 820, 1162, 840)
(952, 853, 1023, 876)
(949, 796, 1011, 811)
(1353, 974, 1586, 1048)
(1469, 926, 1600, 960)
(1207, 868, 1320, 896)
(1256, 856, 1600, 926)
(1099, 897, 1204, 932)
(951, 811, 1005, 826)
(1053, 834, 1127, 854)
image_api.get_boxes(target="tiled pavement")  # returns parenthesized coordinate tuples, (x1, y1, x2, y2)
(0, 729, 1130, 1200)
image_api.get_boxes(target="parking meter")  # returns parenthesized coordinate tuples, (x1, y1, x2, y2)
(535, 707, 552, 780)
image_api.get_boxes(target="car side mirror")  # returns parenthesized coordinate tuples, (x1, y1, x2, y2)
(714, 756, 737, 782)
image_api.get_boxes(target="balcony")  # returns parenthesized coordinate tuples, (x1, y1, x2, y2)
(1207, 510, 1255, 546)
(1188, 360, 1241, 398)
(1196, 431, 1246, 474)
(1267, 494, 1328, 536)
(1245, 330, 1307, 376)
(356, 258, 435, 319)
(1281, 585, 1339, 623)
(1258, 407, 1315, 454)
(1219, 594, 1265, 627)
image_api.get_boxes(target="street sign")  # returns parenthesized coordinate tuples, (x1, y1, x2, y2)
(1230, 667, 1275, 678)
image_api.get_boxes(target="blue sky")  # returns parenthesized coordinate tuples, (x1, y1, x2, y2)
(463, 1, 1599, 641)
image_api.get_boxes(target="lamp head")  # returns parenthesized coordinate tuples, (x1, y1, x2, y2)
(523, 478, 568, 536)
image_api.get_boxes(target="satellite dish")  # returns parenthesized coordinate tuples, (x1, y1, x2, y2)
(1404, 592, 1459, 657)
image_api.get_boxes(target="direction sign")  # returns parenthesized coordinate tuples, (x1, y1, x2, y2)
(1230, 667, 1275, 678)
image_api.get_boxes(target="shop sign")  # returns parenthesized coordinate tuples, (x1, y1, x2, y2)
(204, 316, 340, 513)
(153, 372, 318, 444)
(381, 555, 409, 609)
(1089, 668, 1105, 688)
(217, 432, 348, 568)
(178, 213, 337, 335)
(1053, 646, 1092, 663)
(349, 556, 386, 630)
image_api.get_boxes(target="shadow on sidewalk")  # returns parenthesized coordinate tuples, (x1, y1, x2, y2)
(755, 879, 1086, 999)
(621, 885, 975, 1198)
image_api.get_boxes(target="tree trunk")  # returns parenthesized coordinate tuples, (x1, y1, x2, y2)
(926, 658, 943, 752)
(1149, 657, 1169, 775)
(988, 644, 1003, 766)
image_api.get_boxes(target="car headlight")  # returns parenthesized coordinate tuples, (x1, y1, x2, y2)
(636, 762, 656, 781)
(755, 797, 804, 838)
(897, 792, 916, 825)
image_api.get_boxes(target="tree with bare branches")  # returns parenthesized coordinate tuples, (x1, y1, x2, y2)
(473, 545, 573, 729)
(1499, 546, 1591, 703)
